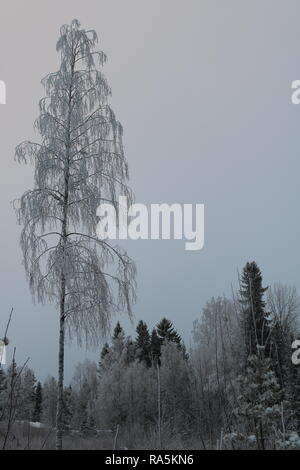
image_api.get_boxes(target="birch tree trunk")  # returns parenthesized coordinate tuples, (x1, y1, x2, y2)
(56, 51, 74, 449)
(56, 305, 65, 449)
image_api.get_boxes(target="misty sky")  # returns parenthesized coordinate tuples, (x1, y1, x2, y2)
(0, 0, 300, 382)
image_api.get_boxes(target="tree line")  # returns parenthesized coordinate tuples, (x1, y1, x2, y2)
(1, 261, 300, 449)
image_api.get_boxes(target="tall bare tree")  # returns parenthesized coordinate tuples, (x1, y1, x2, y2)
(267, 283, 299, 334)
(15, 19, 136, 449)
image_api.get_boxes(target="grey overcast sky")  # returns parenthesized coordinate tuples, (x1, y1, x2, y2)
(0, 0, 299, 382)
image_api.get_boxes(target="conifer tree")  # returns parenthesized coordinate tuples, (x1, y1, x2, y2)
(156, 318, 182, 347)
(235, 348, 281, 450)
(135, 320, 151, 367)
(239, 262, 270, 358)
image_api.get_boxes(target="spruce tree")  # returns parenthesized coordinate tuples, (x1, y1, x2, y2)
(135, 320, 151, 367)
(235, 348, 281, 450)
(239, 262, 270, 357)
(156, 318, 182, 347)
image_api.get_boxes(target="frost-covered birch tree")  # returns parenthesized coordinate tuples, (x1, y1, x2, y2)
(15, 19, 136, 449)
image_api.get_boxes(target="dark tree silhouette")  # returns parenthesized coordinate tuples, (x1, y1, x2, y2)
(135, 320, 151, 367)
(239, 262, 270, 358)
(156, 318, 182, 347)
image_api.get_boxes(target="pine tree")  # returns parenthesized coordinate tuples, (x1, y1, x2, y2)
(239, 262, 270, 358)
(135, 321, 151, 367)
(156, 318, 182, 347)
(33, 381, 43, 422)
